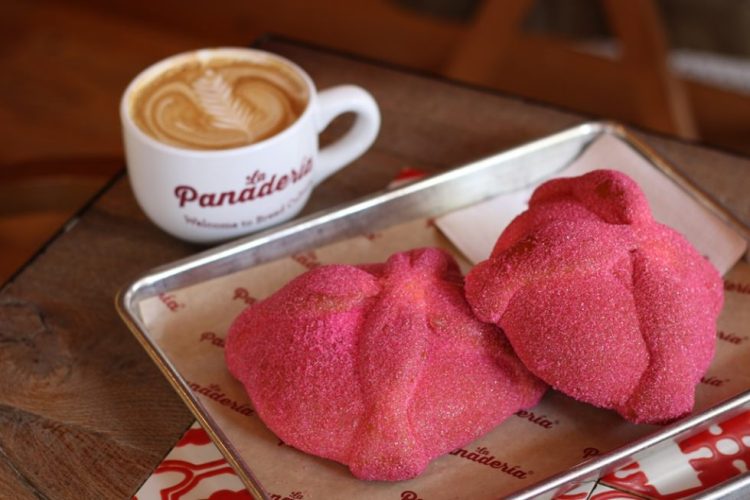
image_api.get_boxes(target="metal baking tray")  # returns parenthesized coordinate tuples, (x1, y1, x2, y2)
(117, 121, 750, 499)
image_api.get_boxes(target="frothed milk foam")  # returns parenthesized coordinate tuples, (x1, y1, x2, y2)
(130, 55, 309, 150)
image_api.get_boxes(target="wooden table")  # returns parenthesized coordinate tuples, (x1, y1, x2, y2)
(1, 37, 749, 499)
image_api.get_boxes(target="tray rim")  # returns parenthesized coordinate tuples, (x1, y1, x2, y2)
(116, 120, 750, 500)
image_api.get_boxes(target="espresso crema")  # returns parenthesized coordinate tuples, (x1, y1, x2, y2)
(130, 56, 309, 150)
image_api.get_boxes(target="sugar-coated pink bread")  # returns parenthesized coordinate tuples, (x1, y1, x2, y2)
(226, 248, 546, 481)
(466, 170, 724, 424)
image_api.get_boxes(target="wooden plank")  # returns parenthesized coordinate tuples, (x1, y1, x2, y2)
(0, 180, 197, 497)
(0, 453, 38, 500)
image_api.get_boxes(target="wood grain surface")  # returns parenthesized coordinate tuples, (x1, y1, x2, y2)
(0, 38, 749, 499)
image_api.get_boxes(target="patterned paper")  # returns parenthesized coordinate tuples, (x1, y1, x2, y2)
(134, 423, 250, 500)
(133, 218, 750, 499)
(133, 160, 750, 499)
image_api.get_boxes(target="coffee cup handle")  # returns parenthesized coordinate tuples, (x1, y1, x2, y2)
(313, 85, 380, 186)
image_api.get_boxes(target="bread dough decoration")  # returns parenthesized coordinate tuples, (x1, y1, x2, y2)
(227, 248, 546, 480)
(466, 170, 724, 424)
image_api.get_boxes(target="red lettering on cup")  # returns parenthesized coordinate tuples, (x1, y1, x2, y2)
(233, 287, 257, 305)
(173, 158, 313, 209)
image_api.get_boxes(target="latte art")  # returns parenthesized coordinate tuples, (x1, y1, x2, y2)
(130, 57, 309, 150)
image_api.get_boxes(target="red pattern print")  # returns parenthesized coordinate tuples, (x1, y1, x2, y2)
(400, 491, 424, 500)
(156, 459, 239, 500)
(602, 410, 750, 498)
(233, 288, 257, 306)
(291, 251, 320, 270)
(177, 427, 212, 447)
(679, 411, 750, 490)
(208, 490, 253, 500)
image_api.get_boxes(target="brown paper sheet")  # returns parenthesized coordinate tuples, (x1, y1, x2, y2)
(138, 218, 750, 500)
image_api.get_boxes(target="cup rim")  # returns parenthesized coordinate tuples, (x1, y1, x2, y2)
(120, 47, 317, 158)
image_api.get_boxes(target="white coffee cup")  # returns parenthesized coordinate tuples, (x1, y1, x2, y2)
(121, 47, 380, 243)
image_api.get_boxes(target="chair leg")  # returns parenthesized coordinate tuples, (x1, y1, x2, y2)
(605, 0, 698, 139)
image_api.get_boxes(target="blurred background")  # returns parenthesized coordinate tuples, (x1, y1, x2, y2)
(2, 0, 750, 281)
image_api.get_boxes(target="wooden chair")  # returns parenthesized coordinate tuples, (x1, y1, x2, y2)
(442, 0, 698, 139)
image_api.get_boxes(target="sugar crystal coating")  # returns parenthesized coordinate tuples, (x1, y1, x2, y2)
(226, 247, 546, 480)
(465, 170, 724, 424)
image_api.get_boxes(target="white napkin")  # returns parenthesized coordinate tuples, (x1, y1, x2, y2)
(436, 135, 747, 274)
